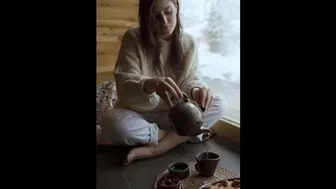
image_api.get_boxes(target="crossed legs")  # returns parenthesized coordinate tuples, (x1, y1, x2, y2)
(99, 95, 227, 164)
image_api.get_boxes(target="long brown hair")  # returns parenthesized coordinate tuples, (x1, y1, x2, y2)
(138, 0, 183, 76)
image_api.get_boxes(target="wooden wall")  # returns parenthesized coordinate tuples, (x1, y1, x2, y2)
(97, 0, 139, 84)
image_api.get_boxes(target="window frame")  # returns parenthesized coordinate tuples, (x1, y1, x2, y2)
(214, 118, 240, 146)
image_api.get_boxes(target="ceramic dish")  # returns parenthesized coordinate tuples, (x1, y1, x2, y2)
(156, 175, 181, 189)
(199, 177, 240, 189)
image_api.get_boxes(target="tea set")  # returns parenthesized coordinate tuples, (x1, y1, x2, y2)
(155, 93, 234, 189)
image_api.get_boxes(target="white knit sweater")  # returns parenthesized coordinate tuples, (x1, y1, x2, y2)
(113, 27, 207, 113)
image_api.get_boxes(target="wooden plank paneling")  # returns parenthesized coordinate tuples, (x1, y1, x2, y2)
(97, 20, 138, 28)
(97, 72, 114, 84)
(97, 65, 114, 74)
(97, 54, 118, 70)
(97, 35, 121, 43)
(97, 27, 126, 37)
(97, 0, 139, 83)
(97, 6, 138, 20)
(97, 0, 138, 7)
(97, 41, 121, 55)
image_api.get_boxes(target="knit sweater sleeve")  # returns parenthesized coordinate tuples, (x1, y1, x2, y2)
(113, 29, 160, 112)
(179, 35, 208, 100)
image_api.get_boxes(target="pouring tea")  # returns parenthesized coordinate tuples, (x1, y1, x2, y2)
(167, 93, 210, 136)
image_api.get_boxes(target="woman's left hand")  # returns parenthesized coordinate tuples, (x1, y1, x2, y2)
(192, 87, 213, 111)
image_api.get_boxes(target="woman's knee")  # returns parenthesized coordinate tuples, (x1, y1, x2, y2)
(201, 95, 228, 130)
(100, 109, 156, 145)
(211, 94, 229, 119)
(100, 109, 135, 144)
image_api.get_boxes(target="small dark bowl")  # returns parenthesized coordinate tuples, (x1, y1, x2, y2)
(168, 162, 190, 179)
(156, 175, 181, 189)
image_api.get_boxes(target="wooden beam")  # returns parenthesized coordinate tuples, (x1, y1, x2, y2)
(97, 54, 118, 68)
(97, 26, 127, 37)
(97, 41, 121, 55)
(97, 20, 138, 28)
(97, 71, 114, 84)
(97, 6, 138, 21)
(97, 0, 138, 7)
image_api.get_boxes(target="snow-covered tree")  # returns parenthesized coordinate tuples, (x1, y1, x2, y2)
(203, 0, 224, 45)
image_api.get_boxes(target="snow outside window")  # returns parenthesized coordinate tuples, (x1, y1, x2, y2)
(180, 0, 240, 123)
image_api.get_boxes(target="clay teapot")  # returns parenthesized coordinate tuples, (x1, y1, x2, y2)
(168, 93, 210, 136)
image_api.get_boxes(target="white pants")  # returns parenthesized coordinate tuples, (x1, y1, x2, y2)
(100, 95, 228, 146)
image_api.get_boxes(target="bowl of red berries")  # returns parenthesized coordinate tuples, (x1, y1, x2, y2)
(156, 174, 181, 189)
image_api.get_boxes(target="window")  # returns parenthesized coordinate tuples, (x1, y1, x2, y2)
(180, 0, 240, 124)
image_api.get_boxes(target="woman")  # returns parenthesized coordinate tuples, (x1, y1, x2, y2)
(100, 0, 228, 164)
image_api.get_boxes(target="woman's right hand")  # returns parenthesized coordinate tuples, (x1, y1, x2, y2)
(143, 77, 183, 107)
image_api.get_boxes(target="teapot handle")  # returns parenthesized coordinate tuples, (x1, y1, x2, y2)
(182, 92, 189, 102)
(169, 92, 204, 112)
(169, 92, 190, 106)
(183, 93, 205, 112)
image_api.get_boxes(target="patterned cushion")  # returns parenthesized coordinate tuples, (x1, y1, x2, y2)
(96, 80, 118, 125)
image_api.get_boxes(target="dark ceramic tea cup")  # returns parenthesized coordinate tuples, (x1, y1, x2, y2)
(195, 152, 220, 177)
(168, 162, 189, 179)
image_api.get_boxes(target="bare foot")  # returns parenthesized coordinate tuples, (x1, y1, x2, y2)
(122, 130, 215, 165)
(123, 129, 169, 165)
(123, 146, 155, 165)
(123, 132, 193, 165)
(123, 150, 135, 165)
